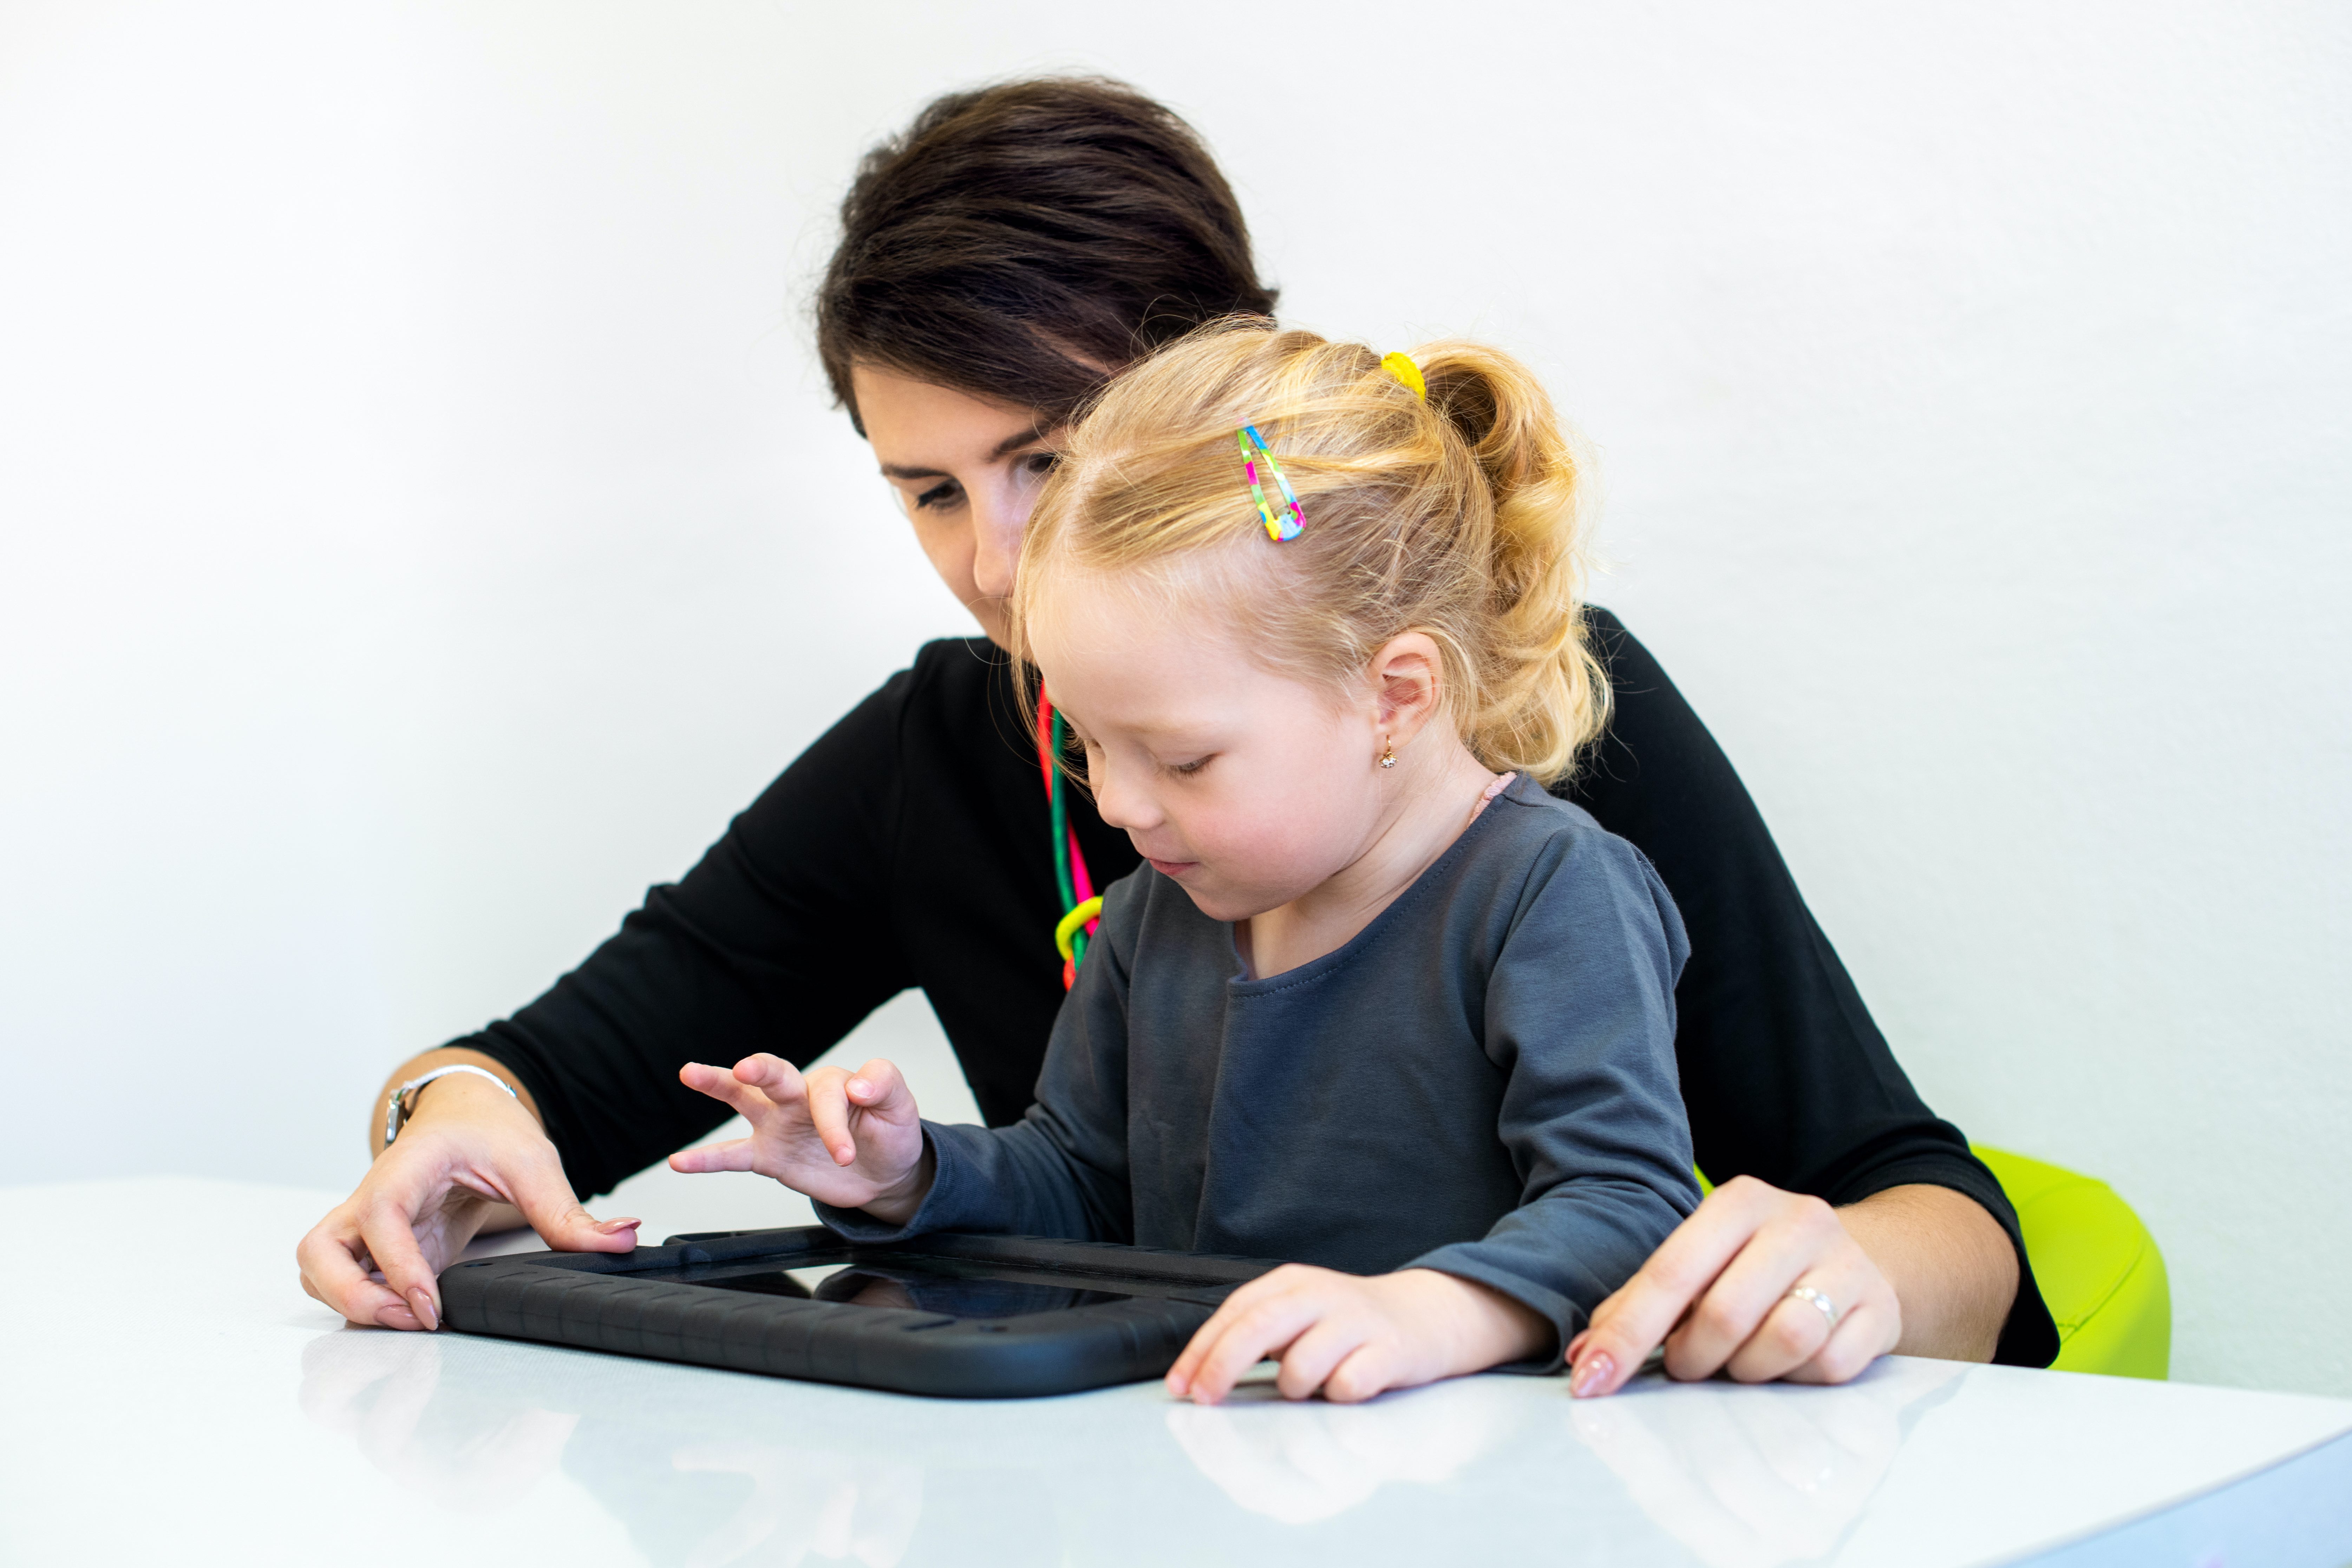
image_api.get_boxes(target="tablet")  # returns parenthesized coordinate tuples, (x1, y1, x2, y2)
(440, 1225, 1282, 1398)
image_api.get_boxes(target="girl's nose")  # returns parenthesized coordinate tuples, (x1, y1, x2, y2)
(1090, 765, 1159, 836)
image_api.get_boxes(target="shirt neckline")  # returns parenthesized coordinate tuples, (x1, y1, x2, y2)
(1220, 772, 1541, 996)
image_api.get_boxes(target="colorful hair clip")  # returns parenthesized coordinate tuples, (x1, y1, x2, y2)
(1237, 423, 1305, 542)
(1381, 351, 1427, 401)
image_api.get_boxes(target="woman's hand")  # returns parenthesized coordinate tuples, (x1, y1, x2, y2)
(673, 1055, 933, 1223)
(1164, 1265, 1549, 1406)
(296, 1066, 641, 1333)
(1566, 1176, 1906, 1397)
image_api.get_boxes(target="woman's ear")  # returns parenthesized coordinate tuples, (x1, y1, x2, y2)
(1368, 632, 1447, 748)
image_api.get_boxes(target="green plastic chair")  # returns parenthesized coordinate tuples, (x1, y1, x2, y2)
(1690, 1149, 2169, 1378)
(1971, 1145, 2169, 1379)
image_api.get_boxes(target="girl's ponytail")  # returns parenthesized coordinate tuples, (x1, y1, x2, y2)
(1419, 343, 1611, 781)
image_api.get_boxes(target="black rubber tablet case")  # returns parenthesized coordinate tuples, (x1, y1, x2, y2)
(440, 1226, 1281, 1398)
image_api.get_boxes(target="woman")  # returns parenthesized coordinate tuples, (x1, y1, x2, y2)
(297, 78, 2054, 1389)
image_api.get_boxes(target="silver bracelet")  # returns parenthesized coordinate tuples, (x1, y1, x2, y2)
(383, 1063, 516, 1149)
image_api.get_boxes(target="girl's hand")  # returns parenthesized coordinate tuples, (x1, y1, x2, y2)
(296, 1068, 641, 1333)
(1164, 1265, 1549, 1406)
(672, 1054, 933, 1223)
(1565, 1176, 1904, 1397)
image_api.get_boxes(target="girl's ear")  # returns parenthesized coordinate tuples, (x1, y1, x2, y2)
(1369, 632, 1447, 746)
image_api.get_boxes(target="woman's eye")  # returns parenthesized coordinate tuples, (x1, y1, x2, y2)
(1021, 450, 1061, 478)
(912, 480, 960, 511)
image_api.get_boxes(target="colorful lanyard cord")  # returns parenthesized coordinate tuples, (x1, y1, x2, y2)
(1037, 689, 1104, 990)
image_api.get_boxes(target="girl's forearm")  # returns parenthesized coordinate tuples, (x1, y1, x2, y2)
(1838, 1184, 2019, 1362)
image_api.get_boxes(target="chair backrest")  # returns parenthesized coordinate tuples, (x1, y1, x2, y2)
(1973, 1145, 2170, 1379)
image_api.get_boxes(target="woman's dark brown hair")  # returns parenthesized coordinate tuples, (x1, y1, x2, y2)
(816, 77, 1278, 432)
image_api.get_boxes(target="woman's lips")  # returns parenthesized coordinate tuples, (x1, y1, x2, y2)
(1145, 857, 1198, 878)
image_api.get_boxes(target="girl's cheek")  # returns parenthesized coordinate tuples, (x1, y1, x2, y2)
(1185, 740, 1368, 883)
(1198, 809, 1335, 884)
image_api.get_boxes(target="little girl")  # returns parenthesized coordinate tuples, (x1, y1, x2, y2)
(673, 323, 1699, 1405)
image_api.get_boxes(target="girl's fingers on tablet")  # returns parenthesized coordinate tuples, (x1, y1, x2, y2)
(1166, 1270, 1288, 1395)
(1176, 1322, 1269, 1406)
(1163, 1328, 1214, 1397)
(1272, 1314, 1369, 1401)
(802, 1067, 858, 1166)
(1321, 1340, 1401, 1405)
(1165, 1311, 1239, 1398)
(1179, 1269, 1329, 1404)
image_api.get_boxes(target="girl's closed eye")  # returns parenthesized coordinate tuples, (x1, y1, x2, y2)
(1166, 755, 1213, 777)
(912, 479, 961, 511)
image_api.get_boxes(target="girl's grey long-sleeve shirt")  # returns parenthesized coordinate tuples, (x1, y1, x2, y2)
(818, 774, 1701, 1359)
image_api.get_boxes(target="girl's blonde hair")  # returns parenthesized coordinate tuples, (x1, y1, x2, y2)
(1013, 321, 1609, 783)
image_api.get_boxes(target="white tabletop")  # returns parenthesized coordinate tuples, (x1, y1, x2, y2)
(3, 1176, 2346, 1568)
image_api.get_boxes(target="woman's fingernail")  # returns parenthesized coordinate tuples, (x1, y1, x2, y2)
(1571, 1351, 1615, 1398)
(848, 1078, 871, 1097)
(407, 1288, 439, 1332)
(595, 1216, 641, 1235)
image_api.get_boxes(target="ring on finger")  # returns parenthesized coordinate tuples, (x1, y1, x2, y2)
(1786, 1285, 1841, 1332)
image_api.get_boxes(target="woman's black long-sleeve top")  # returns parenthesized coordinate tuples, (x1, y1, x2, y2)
(460, 610, 2058, 1366)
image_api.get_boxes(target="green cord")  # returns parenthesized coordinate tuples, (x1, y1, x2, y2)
(1049, 710, 1087, 966)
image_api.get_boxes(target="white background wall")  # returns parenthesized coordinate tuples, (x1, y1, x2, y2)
(2, 1, 2345, 1396)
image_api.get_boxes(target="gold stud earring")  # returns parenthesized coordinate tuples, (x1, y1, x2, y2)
(1379, 740, 1397, 769)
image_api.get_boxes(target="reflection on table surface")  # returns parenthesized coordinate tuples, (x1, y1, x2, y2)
(12, 1180, 2351, 1568)
(1566, 1360, 1963, 1568)
(296, 1326, 1996, 1568)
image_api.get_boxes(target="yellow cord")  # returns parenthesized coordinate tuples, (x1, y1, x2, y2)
(1055, 896, 1105, 962)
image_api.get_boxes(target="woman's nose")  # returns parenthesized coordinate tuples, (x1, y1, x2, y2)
(968, 485, 1032, 601)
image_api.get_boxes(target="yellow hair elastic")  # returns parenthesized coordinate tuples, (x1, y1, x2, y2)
(1381, 351, 1426, 401)
(1056, 895, 1105, 964)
